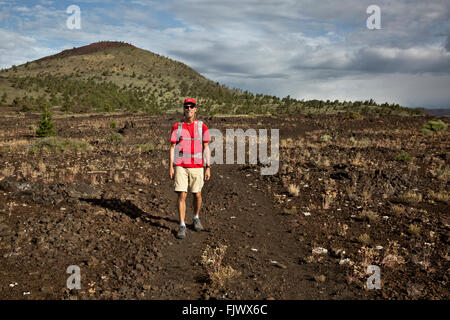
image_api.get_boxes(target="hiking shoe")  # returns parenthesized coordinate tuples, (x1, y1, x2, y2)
(193, 217, 203, 231)
(176, 225, 186, 239)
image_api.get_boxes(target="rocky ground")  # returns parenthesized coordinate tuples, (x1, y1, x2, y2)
(0, 111, 448, 299)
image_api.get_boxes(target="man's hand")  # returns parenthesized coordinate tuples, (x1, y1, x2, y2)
(170, 167, 174, 180)
(205, 167, 211, 181)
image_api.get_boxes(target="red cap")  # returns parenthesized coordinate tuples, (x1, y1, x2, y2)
(184, 98, 196, 105)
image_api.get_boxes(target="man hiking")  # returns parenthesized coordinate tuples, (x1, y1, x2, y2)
(169, 98, 211, 239)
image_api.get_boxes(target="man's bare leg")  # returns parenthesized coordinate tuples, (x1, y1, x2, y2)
(193, 192, 202, 218)
(177, 191, 187, 224)
(192, 192, 203, 231)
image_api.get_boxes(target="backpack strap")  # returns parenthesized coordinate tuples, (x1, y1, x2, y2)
(197, 120, 203, 141)
(176, 122, 183, 143)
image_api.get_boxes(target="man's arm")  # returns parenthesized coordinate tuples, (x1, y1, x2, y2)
(203, 142, 210, 181)
(169, 142, 176, 179)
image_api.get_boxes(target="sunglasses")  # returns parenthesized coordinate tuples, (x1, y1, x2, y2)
(184, 104, 196, 109)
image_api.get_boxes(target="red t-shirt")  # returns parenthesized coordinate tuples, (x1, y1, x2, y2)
(170, 120, 211, 168)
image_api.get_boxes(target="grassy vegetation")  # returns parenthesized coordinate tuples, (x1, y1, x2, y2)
(358, 210, 379, 222)
(134, 143, 154, 152)
(201, 244, 240, 288)
(399, 191, 423, 204)
(320, 134, 332, 143)
(287, 184, 300, 196)
(408, 224, 421, 237)
(29, 136, 91, 153)
(395, 151, 412, 162)
(420, 120, 447, 135)
(283, 206, 298, 215)
(107, 132, 124, 145)
(358, 233, 371, 245)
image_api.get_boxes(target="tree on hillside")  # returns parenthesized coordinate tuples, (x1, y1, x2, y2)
(36, 106, 56, 137)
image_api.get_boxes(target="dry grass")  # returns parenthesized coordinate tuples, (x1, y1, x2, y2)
(113, 172, 121, 183)
(391, 204, 406, 215)
(351, 152, 363, 166)
(407, 162, 419, 176)
(361, 186, 373, 204)
(62, 170, 75, 183)
(201, 244, 240, 288)
(19, 162, 33, 178)
(320, 134, 332, 143)
(0, 139, 30, 150)
(408, 224, 421, 237)
(358, 233, 371, 245)
(335, 135, 404, 151)
(336, 223, 348, 236)
(382, 182, 395, 199)
(359, 210, 379, 222)
(399, 191, 423, 204)
(280, 137, 294, 148)
(29, 137, 92, 153)
(135, 172, 150, 185)
(68, 164, 80, 176)
(427, 189, 449, 202)
(283, 206, 298, 215)
(346, 185, 358, 201)
(433, 165, 449, 181)
(287, 184, 300, 197)
(347, 246, 380, 286)
(0, 163, 15, 178)
(315, 154, 331, 167)
(90, 174, 98, 185)
(322, 192, 335, 209)
(321, 179, 337, 210)
(38, 160, 46, 173)
(382, 241, 405, 268)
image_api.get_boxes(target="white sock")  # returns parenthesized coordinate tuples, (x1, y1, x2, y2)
(180, 221, 186, 227)
(194, 215, 199, 220)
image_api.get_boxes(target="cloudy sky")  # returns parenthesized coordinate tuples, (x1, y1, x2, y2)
(1, 0, 449, 108)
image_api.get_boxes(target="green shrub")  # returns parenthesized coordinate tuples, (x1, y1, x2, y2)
(36, 106, 56, 137)
(29, 137, 90, 153)
(395, 152, 412, 162)
(107, 132, 124, 144)
(345, 111, 364, 119)
(135, 143, 154, 152)
(358, 233, 371, 245)
(420, 128, 434, 136)
(320, 134, 332, 142)
(359, 210, 379, 222)
(408, 224, 421, 237)
(421, 120, 447, 135)
(283, 206, 298, 215)
(110, 120, 117, 128)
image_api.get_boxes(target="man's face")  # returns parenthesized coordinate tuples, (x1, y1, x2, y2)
(184, 104, 196, 118)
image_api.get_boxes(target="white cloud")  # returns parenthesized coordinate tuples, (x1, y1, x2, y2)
(0, 29, 57, 67)
(14, 7, 30, 12)
(1, 0, 449, 107)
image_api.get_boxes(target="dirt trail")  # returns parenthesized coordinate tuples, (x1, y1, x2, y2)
(147, 163, 347, 299)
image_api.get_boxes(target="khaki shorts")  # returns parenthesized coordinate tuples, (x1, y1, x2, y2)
(174, 166, 204, 193)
